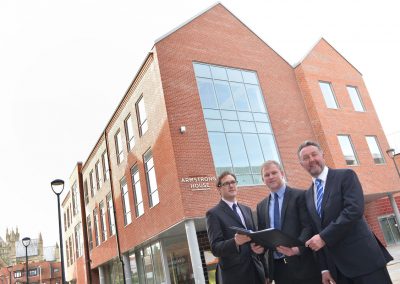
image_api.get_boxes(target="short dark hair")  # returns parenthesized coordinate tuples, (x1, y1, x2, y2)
(216, 171, 237, 187)
(297, 140, 322, 158)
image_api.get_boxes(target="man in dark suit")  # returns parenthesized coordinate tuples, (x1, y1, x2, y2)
(298, 140, 393, 284)
(206, 171, 265, 284)
(256, 160, 321, 284)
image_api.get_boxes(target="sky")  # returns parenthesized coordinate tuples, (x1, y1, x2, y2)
(1, 0, 400, 246)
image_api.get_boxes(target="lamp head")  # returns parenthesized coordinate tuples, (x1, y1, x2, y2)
(386, 148, 396, 159)
(51, 179, 65, 195)
(22, 237, 31, 247)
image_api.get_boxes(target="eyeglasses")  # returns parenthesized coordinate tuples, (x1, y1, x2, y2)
(220, 180, 238, 187)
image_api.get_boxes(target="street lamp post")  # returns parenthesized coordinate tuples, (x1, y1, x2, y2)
(51, 179, 66, 284)
(387, 148, 400, 178)
(22, 237, 31, 284)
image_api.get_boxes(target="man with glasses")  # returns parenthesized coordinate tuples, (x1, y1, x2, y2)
(256, 160, 321, 284)
(298, 140, 392, 284)
(206, 171, 265, 284)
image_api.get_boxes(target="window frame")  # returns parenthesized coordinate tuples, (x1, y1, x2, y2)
(337, 134, 359, 166)
(121, 177, 132, 225)
(144, 149, 159, 207)
(136, 96, 148, 136)
(347, 85, 365, 112)
(365, 135, 385, 164)
(115, 130, 124, 164)
(125, 113, 135, 151)
(131, 164, 144, 217)
(318, 81, 339, 109)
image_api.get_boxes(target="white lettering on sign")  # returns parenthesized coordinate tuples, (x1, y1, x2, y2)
(180, 176, 216, 191)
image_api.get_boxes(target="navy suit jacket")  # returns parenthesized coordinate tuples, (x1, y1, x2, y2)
(206, 200, 265, 284)
(305, 168, 392, 278)
(257, 186, 320, 281)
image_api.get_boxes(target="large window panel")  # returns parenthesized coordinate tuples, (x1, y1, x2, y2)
(319, 81, 339, 109)
(131, 165, 144, 217)
(196, 78, 218, 109)
(194, 63, 281, 185)
(337, 135, 359, 165)
(214, 80, 235, 110)
(144, 150, 159, 207)
(366, 136, 385, 164)
(347, 86, 365, 112)
(231, 82, 251, 111)
(121, 178, 132, 225)
(208, 132, 233, 175)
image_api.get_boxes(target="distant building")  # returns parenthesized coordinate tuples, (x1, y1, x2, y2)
(0, 228, 60, 266)
(0, 260, 62, 284)
(62, 3, 400, 284)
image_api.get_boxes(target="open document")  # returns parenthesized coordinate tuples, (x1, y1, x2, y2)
(230, 226, 304, 249)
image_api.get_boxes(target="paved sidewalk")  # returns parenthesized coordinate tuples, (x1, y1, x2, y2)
(387, 245, 400, 283)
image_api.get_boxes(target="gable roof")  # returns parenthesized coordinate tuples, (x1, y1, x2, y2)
(154, 2, 291, 67)
(294, 37, 362, 75)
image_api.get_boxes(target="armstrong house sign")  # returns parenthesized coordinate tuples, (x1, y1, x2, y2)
(180, 176, 217, 190)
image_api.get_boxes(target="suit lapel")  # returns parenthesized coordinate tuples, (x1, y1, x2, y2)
(238, 203, 252, 230)
(265, 195, 271, 228)
(219, 200, 245, 228)
(280, 187, 290, 229)
(322, 169, 335, 219)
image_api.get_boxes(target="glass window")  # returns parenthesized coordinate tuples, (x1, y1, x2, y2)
(347, 86, 365, 112)
(193, 63, 211, 78)
(102, 151, 110, 181)
(107, 193, 116, 236)
(14, 271, 22, 278)
(83, 180, 89, 205)
(121, 178, 132, 225)
(71, 182, 80, 216)
(136, 96, 148, 136)
(115, 130, 124, 164)
(99, 201, 107, 241)
(89, 170, 95, 197)
(93, 209, 100, 246)
(95, 160, 102, 190)
(131, 165, 144, 217)
(337, 135, 359, 165)
(87, 215, 93, 251)
(138, 241, 166, 284)
(125, 114, 135, 151)
(194, 63, 280, 185)
(319, 81, 339, 109)
(28, 268, 38, 276)
(129, 252, 140, 284)
(366, 136, 385, 164)
(74, 223, 83, 258)
(144, 149, 159, 207)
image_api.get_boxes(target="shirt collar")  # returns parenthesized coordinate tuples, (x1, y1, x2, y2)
(271, 184, 286, 199)
(312, 166, 329, 184)
(222, 198, 236, 208)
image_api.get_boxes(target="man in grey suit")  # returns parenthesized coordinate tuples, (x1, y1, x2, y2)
(206, 171, 265, 284)
(256, 160, 321, 284)
(298, 140, 393, 284)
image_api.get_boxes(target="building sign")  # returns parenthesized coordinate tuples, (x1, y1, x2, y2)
(180, 176, 217, 190)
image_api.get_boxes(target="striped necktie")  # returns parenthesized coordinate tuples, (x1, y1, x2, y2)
(315, 179, 324, 217)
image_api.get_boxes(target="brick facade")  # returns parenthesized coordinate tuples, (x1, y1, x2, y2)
(61, 3, 400, 283)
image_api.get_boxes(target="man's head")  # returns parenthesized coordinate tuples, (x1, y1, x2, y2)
(298, 140, 326, 178)
(261, 160, 285, 192)
(216, 171, 238, 202)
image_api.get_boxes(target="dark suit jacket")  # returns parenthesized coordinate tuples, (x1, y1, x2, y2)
(257, 186, 320, 281)
(206, 200, 265, 284)
(305, 168, 393, 278)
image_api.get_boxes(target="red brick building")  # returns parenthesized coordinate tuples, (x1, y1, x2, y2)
(0, 261, 62, 284)
(61, 3, 400, 284)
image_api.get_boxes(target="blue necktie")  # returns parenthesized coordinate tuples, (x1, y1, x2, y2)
(273, 193, 280, 230)
(315, 179, 324, 217)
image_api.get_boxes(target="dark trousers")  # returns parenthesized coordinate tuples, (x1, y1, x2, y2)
(336, 266, 392, 284)
(273, 259, 321, 284)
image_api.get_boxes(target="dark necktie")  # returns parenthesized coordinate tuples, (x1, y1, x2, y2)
(274, 193, 281, 230)
(232, 203, 244, 227)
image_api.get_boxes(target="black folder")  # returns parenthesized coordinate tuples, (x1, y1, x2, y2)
(230, 226, 304, 249)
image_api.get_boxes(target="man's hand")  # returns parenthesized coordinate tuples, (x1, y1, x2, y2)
(234, 233, 251, 245)
(276, 246, 300, 256)
(322, 271, 336, 284)
(250, 243, 265, 254)
(305, 234, 326, 251)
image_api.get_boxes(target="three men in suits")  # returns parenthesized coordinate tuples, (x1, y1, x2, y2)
(298, 140, 393, 284)
(206, 171, 265, 284)
(257, 160, 321, 284)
